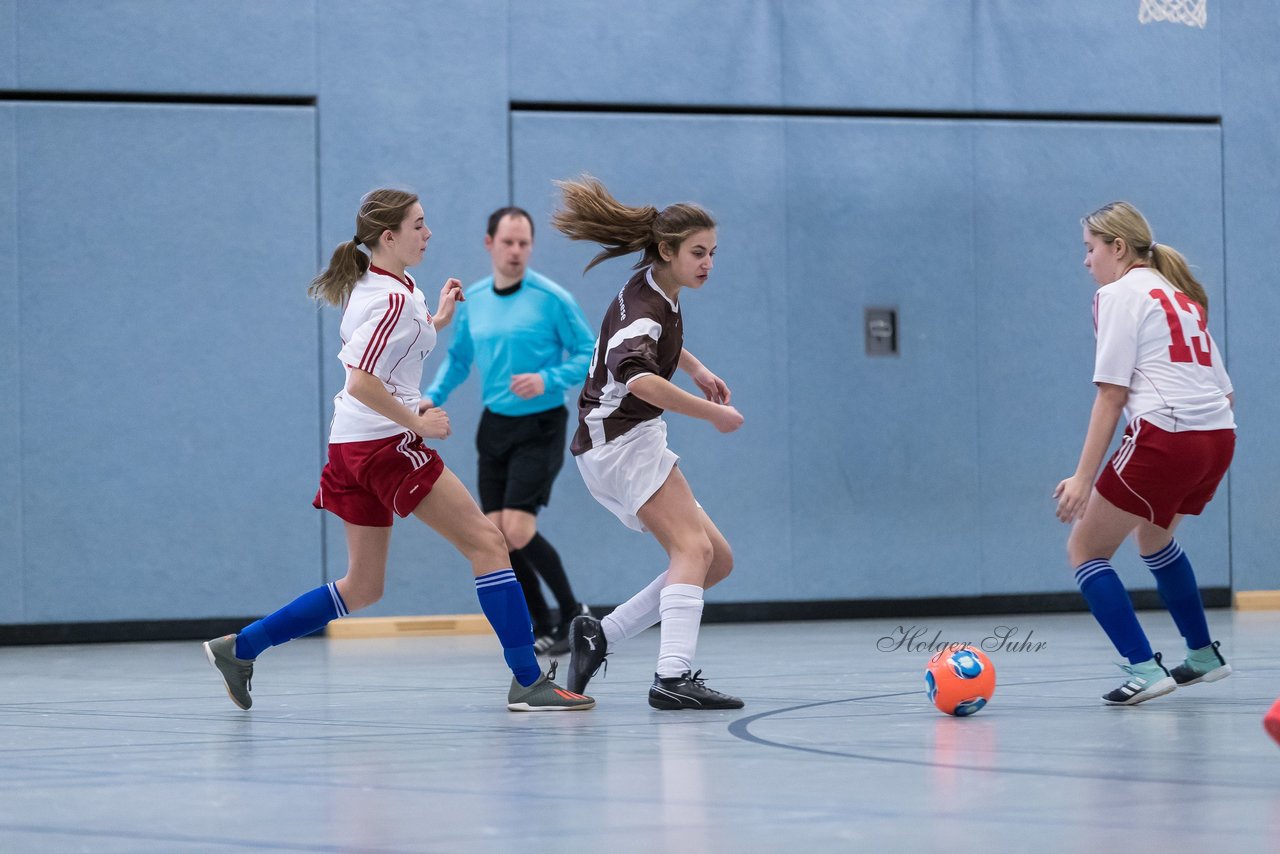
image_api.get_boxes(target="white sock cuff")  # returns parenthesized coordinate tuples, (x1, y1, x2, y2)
(661, 583, 704, 604)
(601, 613, 624, 646)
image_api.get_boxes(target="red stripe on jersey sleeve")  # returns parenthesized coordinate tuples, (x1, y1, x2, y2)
(360, 292, 405, 375)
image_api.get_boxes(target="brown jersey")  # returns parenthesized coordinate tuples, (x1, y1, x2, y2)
(571, 267, 683, 454)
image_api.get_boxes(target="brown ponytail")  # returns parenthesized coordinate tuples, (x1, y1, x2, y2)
(552, 175, 715, 273)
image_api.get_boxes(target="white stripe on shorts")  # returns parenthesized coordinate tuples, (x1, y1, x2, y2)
(397, 431, 431, 469)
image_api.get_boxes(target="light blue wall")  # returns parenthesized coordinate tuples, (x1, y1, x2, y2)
(509, 0, 1221, 115)
(1221, 1, 1280, 592)
(0, 1, 15, 89)
(510, 1, 784, 106)
(783, 119, 981, 598)
(781, 2, 974, 109)
(12, 0, 316, 95)
(0, 104, 19, 623)
(11, 103, 320, 621)
(973, 0, 1220, 114)
(2, 1, 1274, 628)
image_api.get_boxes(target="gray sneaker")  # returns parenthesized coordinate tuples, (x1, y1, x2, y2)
(507, 661, 595, 712)
(204, 634, 254, 710)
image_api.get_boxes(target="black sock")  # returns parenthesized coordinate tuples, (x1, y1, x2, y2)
(516, 533, 578, 619)
(510, 548, 552, 634)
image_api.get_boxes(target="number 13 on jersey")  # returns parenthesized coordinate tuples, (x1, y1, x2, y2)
(1150, 288, 1211, 367)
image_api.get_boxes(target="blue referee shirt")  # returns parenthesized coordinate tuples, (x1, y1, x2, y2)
(424, 268, 596, 416)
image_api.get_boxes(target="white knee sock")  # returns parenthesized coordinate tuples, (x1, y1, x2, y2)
(655, 583, 705, 678)
(601, 571, 668, 646)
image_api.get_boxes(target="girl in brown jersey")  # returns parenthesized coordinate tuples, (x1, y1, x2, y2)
(554, 175, 746, 710)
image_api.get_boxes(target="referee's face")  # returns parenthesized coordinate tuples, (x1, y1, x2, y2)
(485, 214, 533, 281)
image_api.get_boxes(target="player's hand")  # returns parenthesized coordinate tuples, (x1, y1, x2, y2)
(417, 406, 451, 440)
(710, 404, 744, 434)
(691, 367, 731, 404)
(417, 398, 436, 414)
(1053, 475, 1091, 523)
(433, 278, 464, 327)
(510, 373, 545, 399)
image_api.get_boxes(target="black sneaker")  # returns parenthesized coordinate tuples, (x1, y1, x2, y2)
(543, 631, 571, 658)
(648, 670, 744, 710)
(567, 614, 608, 694)
(533, 630, 559, 656)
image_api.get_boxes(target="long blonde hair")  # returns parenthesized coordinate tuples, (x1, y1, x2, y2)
(309, 188, 419, 306)
(552, 175, 715, 273)
(1082, 201, 1208, 312)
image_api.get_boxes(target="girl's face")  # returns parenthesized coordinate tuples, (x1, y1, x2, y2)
(386, 202, 430, 268)
(1082, 226, 1129, 286)
(660, 228, 717, 289)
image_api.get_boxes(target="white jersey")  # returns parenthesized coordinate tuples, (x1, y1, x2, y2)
(1092, 266, 1234, 432)
(329, 266, 436, 443)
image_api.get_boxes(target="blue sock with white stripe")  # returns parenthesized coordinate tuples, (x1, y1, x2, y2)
(235, 582, 349, 660)
(475, 569, 540, 687)
(1075, 560, 1153, 665)
(1142, 540, 1211, 650)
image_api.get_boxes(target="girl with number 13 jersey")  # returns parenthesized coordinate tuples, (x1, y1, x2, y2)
(1055, 201, 1235, 707)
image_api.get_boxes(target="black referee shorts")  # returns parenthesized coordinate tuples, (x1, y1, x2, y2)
(476, 406, 569, 515)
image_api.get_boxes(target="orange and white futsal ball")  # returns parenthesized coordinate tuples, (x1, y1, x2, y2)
(925, 646, 996, 716)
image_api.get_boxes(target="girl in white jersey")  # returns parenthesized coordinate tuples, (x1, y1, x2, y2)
(1055, 201, 1234, 706)
(203, 189, 592, 713)
(554, 176, 747, 710)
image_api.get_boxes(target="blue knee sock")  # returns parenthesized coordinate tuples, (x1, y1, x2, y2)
(236, 582, 348, 660)
(1075, 560, 1153, 665)
(475, 569, 540, 687)
(1142, 540, 1211, 650)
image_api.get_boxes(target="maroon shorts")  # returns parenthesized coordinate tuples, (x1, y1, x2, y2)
(1094, 419, 1234, 529)
(313, 432, 445, 527)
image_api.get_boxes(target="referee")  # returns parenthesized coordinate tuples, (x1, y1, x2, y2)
(424, 207, 596, 654)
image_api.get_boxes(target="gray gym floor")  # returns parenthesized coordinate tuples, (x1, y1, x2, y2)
(2, 609, 1277, 853)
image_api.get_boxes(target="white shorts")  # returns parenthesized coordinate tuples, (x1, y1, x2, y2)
(575, 418, 679, 532)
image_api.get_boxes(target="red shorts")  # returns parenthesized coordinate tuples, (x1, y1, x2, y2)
(313, 433, 445, 527)
(1094, 419, 1234, 529)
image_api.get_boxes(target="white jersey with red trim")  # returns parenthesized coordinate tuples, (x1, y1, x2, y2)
(329, 267, 436, 442)
(1092, 266, 1234, 432)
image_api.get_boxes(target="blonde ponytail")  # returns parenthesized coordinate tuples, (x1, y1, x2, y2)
(1150, 243, 1209, 313)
